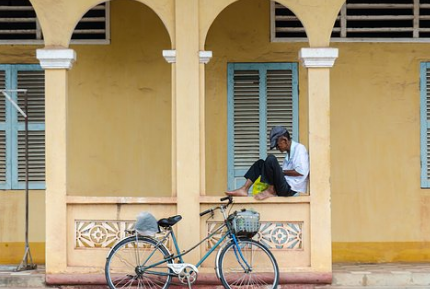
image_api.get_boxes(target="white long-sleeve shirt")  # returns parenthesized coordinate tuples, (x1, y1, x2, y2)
(282, 140, 309, 193)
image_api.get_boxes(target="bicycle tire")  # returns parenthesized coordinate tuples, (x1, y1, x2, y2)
(218, 238, 279, 289)
(105, 235, 173, 289)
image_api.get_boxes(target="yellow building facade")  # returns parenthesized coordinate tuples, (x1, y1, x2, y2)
(1, 0, 429, 286)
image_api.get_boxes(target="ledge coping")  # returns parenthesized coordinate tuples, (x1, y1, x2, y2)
(66, 196, 177, 204)
(200, 195, 310, 204)
(66, 195, 310, 205)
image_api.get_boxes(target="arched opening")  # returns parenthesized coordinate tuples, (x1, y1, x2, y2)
(68, 0, 172, 197)
(204, 0, 308, 196)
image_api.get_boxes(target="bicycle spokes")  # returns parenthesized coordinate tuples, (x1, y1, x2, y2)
(106, 236, 172, 289)
(218, 239, 279, 289)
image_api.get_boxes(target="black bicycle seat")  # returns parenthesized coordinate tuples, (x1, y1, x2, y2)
(158, 215, 182, 228)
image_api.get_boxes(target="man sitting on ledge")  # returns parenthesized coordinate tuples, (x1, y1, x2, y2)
(226, 126, 309, 200)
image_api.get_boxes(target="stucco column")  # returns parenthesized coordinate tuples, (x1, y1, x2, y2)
(163, 50, 177, 195)
(36, 48, 76, 273)
(199, 51, 212, 194)
(299, 48, 338, 272)
(174, 0, 201, 262)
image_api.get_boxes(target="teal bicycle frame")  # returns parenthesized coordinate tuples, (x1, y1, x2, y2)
(137, 207, 251, 278)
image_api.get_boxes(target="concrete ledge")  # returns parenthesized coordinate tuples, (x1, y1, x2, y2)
(66, 195, 311, 205)
(66, 196, 177, 204)
(200, 195, 310, 204)
(46, 272, 332, 286)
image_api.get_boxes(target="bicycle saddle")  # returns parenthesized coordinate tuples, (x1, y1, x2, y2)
(158, 215, 182, 227)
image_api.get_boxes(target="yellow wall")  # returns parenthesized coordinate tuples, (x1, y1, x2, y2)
(68, 0, 172, 197)
(331, 43, 422, 243)
(0, 191, 45, 263)
(0, 46, 45, 264)
(204, 0, 430, 262)
(0, 0, 173, 198)
(0, 0, 172, 264)
(3, 0, 430, 264)
(330, 43, 430, 261)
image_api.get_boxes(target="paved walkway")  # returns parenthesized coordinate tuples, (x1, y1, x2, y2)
(1, 263, 430, 288)
(323, 263, 430, 288)
(0, 265, 48, 288)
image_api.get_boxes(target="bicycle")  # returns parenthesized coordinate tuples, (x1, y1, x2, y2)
(105, 196, 279, 289)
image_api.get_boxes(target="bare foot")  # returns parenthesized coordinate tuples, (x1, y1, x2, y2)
(225, 188, 248, 197)
(254, 188, 276, 200)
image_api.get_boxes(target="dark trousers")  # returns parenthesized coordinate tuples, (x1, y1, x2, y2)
(244, 154, 295, 197)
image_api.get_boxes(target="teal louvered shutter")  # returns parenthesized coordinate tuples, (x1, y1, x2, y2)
(0, 69, 7, 186)
(266, 69, 298, 163)
(14, 69, 45, 189)
(0, 65, 45, 190)
(229, 68, 261, 189)
(227, 63, 298, 190)
(421, 63, 430, 188)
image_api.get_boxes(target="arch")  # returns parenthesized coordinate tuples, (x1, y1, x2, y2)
(66, 0, 173, 197)
(280, 0, 345, 46)
(200, 0, 309, 48)
(200, 0, 238, 49)
(31, 0, 174, 47)
(201, 0, 345, 48)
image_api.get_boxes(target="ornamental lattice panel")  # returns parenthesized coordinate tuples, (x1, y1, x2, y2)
(206, 221, 303, 251)
(75, 220, 304, 251)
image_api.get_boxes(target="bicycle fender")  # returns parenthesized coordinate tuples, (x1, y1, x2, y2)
(214, 239, 232, 279)
(106, 235, 134, 258)
(106, 235, 166, 259)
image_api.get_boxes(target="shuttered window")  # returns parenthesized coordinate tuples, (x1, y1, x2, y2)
(272, 0, 430, 42)
(0, 65, 45, 190)
(0, 0, 109, 44)
(227, 63, 298, 190)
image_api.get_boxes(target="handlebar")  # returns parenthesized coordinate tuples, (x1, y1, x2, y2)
(220, 196, 233, 204)
(199, 196, 233, 217)
(199, 208, 213, 217)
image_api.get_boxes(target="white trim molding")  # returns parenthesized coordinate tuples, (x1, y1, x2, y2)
(163, 50, 176, 63)
(199, 51, 212, 64)
(36, 49, 76, 70)
(299, 48, 339, 68)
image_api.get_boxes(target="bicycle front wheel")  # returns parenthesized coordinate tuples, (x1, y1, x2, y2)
(105, 235, 173, 289)
(218, 238, 279, 289)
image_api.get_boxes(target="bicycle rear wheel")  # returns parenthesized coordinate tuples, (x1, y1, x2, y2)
(218, 238, 279, 289)
(105, 235, 173, 289)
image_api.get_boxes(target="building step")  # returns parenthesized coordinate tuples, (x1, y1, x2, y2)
(332, 272, 430, 287)
(323, 263, 430, 288)
(314, 285, 430, 289)
(2, 263, 430, 288)
(0, 265, 52, 288)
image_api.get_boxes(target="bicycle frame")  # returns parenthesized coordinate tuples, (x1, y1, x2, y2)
(138, 204, 252, 277)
